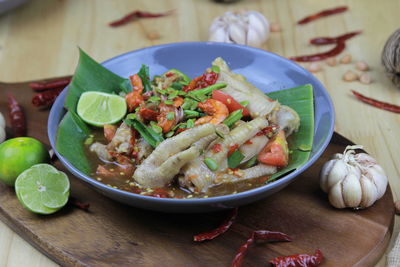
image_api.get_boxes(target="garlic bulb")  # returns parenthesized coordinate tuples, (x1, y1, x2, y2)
(209, 11, 270, 47)
(320, 145, 388, 209)
(0, 112, 5, 143)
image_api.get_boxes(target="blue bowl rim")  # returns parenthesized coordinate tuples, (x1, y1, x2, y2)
(48, 41, 335, 205)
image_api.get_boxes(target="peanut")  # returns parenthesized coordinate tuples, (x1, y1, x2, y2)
(326, 57, 337, 67)
(340, 54, 352, 64)
(355, 61, 369, 71)
(359, 73, 372, 84)
(270, 22, 282, 32)
(342, 70, 359, 82)
(307, 62, 322, 73)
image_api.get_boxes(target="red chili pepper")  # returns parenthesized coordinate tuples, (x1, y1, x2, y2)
(270, 249, 323, 267)
(310, 31, 362, 45)
(351, 90, 400, 113)
(298, 6, 348, 25)
(245, 140, 253, 145)
(165, 72, 174, 77)
(29, 77, 71, 92)
(175, 128, 188, 135)
(139, 108, 159, 121)
(148, 188, 171, 198)
(32, 87, 63, 107)
(109, 10, 173, 27)
(194, 208, 238, 242)
(69, 197, 90, 211)
(183, 72, 219, 92)
(289, 41, 346, 62)
(7, 94, 27, 137)
(231, 230, 292, 267)
(212, 143, 223, 153)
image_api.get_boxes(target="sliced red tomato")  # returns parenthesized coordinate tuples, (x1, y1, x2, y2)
(212, 90, 250, 117)
(258, 130, 289, 167)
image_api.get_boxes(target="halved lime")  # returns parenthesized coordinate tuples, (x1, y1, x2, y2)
(77, 91, 127, 126)
(15, 164, 70, 215)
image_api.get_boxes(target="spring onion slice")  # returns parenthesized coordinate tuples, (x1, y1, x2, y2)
(204, 158, 219, 171)
(125, 118, 164, 148)
(228, 150, 245, 169)
(223, 109, 243, 127)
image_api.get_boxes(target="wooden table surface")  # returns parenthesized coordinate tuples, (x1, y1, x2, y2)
(0, 0, 399, 266)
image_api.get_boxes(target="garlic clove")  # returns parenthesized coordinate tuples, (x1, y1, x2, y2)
(320, 159, 337, 192)
(228, 23, 246, 45)
(247, 11, 269, 43)
(0, 112, 5, 129)
(366, 165, 388, 199)
(246, 26, 262, 47)
(209, 19, 225, 35)
(328, 181, 346, 209)
(209, 26, 227, 42)
(342, 172, 362, 208)
(331, 153, 343, 160)
(326, 160, 348, 189)
(354, 153, 377, 166)
(359, 175, 378, 208)
(0, 127, 5, 144)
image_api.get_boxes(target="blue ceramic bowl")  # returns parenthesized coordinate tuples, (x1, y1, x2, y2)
(48, 42, 335, 213)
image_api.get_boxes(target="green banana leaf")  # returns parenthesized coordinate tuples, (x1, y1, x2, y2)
(57, 49, 130, 174)
(56, 111, 92, 174)
(64, 48, 130, 111)
(266, 84, 315, 182)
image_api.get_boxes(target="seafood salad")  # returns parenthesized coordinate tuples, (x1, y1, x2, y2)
(86, 57, 300, 198)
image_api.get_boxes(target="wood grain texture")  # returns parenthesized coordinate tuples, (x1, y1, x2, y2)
(0, 0, 399, 266)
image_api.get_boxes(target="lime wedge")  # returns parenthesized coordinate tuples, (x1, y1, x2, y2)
(15, 164, 70, 215)
(77, 91, 127, 126)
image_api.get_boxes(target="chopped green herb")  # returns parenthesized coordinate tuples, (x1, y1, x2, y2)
(228, 150, 245, 169)
(171, 82, 184, 90)
(223, 109, 243, 127)
(186, 119, 195, 128)
(148, 96, 161, 102)
(84, 136, 94, 146)
(189, 83, 227, 96)
(177, 91, 187, 96)
(151, 124, 163, 134)
(184, 110, 200, 118)
(166, 112, 175, 120)
(165, 69, 191, 85)
(168, 91, 179, 100)
(157, 89, 167, 95)
(239, 100, 249, 107)
(243, 155, 258, 168)
(204, 158, 219, 171)
(124, 118, 164, 148)
(211, 65, 220, 73)
(138, 64, 152, 93)
(126, 113, 137, 120)
(165, 131, 175, 138)
(164, 100, 174, 105)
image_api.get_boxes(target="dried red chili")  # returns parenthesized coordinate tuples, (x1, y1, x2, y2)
(193, 208, 238, 242)
(270, 249, 323, 267)
(69, 197, 90, 211)
(183, 72, 219, 92)
(109, 10, 173, 27)
(32, 87, 63, 108)
(298, 6, 348, 25)
(310, 31, 362, 45)
(351, 90, 400, 113)
(231, 230, 292, 267)
(212, 143, 223, 153)
(7, 94, 27, 137)
(29, 77, 71, 92)
(290, 41, 346, 62)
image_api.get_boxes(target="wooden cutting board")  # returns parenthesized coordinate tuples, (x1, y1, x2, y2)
(0, 80, 395, 267)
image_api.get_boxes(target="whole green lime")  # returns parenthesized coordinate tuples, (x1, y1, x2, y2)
(0, 137, 50, 186)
